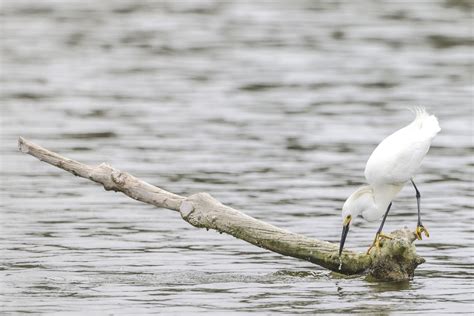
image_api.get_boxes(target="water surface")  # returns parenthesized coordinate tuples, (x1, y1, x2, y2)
(1, 0, 473, 314)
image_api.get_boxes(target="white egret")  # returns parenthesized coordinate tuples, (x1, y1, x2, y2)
(338, 107, 440, 256)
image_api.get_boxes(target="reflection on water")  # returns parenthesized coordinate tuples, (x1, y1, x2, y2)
(1, 0, 473, 314)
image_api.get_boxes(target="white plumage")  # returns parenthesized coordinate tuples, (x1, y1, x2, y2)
(365, 107, 441, 186)
(339, 107, 440, 255)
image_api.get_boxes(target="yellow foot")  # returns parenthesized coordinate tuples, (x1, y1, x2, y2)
(415, 225, 430, 240)
(366, 232, 393, 254)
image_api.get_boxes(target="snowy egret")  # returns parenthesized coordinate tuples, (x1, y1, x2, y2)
(338, 107, 440, 256)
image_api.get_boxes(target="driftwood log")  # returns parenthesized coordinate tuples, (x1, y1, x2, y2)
(18, 137, 425, 281)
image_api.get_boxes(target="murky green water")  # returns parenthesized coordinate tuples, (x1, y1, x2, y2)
(1, 0, 473, 314)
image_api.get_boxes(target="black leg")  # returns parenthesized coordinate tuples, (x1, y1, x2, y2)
(411, 179, 429, 239)
(367, 202, 393, 253)
(411, 179, 422, 226)
(376, 202, 392, 235)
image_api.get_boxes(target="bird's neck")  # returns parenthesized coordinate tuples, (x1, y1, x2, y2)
(372, 183, 404, 213)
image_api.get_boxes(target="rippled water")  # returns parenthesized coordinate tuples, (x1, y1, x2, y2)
(1, 0, 473, 314)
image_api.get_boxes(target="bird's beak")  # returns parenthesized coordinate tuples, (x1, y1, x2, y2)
(339, 216, 351, 256)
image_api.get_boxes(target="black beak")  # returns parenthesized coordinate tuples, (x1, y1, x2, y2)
(339, 223, 350, 256)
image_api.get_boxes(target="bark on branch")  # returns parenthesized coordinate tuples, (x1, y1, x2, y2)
(18, 137, 425, 281)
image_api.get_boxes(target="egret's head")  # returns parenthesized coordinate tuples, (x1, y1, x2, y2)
(339, 186, 374, 256)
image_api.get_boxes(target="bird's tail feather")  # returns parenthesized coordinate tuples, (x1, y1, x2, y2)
(411, 106, 441, 138)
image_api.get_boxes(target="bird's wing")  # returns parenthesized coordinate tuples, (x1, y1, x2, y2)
(364, 123, 434, 185)
(365, 108, 440, 185)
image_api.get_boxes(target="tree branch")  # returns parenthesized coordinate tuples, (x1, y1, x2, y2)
(18, 137, 425, 281)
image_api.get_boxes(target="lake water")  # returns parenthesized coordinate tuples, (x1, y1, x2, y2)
(1, 0, 473, 314)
